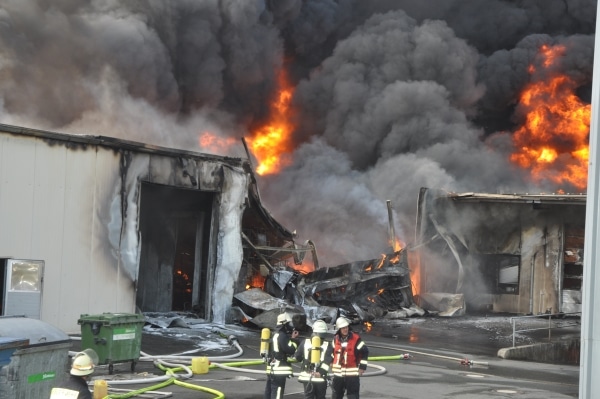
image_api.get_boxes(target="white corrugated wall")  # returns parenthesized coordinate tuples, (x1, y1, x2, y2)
(0, 133, 134, 332)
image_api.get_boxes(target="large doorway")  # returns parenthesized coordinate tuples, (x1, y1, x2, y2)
(137, 183, 215, 318)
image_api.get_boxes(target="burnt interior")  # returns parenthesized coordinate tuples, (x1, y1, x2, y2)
(238, 190, 296, 294)
(137, 183, 214, 317)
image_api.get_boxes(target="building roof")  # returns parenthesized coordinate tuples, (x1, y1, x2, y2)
(447, 191, 587, 206)
(0, 123, 243, 166)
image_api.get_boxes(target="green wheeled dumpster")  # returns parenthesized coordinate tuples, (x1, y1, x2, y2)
(78, 313, 145, 374)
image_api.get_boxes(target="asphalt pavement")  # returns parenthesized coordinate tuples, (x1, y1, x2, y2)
(79, 314, 580, 398)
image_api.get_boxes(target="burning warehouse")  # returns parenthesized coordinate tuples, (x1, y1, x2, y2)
(0, 123, 416, 332)
(415, 188, 585, 316)
(0, 123, 309, 331)
(0, 1, 596, 336)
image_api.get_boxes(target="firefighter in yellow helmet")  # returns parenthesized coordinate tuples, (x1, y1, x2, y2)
(294, 320, 334, 399)
(331, 317, 369, 399)
(50, 350, 97, 399)
(264, 312, 300, 399)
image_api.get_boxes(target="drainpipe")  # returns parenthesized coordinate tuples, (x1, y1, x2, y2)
(529, 252, 536, 314)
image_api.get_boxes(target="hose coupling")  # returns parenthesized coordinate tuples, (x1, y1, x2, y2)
(228, 335, 238, 344)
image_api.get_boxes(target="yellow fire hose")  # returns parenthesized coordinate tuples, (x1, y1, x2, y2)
(99, 363, 225, 399)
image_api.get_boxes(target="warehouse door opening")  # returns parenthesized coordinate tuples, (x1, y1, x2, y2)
(137, 183, 215, 318)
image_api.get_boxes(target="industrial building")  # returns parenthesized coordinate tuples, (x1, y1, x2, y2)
(415, 187, 586, 316)
(0, 123, 296, 332)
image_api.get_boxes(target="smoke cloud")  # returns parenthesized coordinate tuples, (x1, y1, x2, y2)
(0, 0, 595, 266)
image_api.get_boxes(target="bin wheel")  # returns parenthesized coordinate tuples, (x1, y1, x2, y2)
(108, 363, 114, 375)
(131, 360, 136, 372)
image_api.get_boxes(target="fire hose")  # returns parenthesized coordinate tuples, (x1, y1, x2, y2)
(369, 343, 489, 367)
(98, 363, 226, 399)
(71, 335, 244, 398)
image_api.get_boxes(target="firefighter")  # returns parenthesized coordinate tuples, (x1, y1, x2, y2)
(50, 351, 96, 399)
(330, 317, 369, 399)
(295, 319, 334, 399)
(264, 312, 300, 399)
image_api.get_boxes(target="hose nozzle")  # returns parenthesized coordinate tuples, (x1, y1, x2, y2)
(228, 335, 238, 345)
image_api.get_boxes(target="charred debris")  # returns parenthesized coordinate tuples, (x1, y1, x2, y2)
(232, 248, 417, 331)
(231, 160, 418, 330)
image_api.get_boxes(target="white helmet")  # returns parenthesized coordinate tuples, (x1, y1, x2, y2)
(335, 317, 350, 330)
(312, 320, 328, 334)
(70, 352, 95, 376)
(277, 312, 293, 326)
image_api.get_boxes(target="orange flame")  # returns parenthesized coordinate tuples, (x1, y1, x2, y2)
(289, 260, 315, 274)
(375, 255, 386, 269)
(198, 131, 237, 154)
(392, 237, 404, 252)
(510, 44, 590, 190)
(246, 70, 296, 175)
(364, 321, 372, 332)
(407, 250, 420, 297)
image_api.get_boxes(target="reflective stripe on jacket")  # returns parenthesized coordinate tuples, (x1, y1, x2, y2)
(266, 330, 298, 376)
(297, 338, 331, 383)
(331, 331, 368, 377)
(50, 388, 79, 399)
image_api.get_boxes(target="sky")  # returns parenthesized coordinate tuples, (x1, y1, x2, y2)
(0, 0, 596, 267)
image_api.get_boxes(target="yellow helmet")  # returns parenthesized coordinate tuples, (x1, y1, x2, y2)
(70, 352, 95, 376)
(335, 317, 350, 330)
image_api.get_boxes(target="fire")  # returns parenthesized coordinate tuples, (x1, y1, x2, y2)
(391, 237, 404, 252)
(375, 255, 386, 269)
(289, 261, 315, 274)
(364, 321, 372, 332)
(407, 249, 421, 297)
(510, 44, 590, 190)
(198, 131, 237, 154)
(246, 69, 296, 175)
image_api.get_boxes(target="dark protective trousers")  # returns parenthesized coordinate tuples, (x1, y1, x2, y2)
(331, 375, 360, 399)
(264, 374, 288, 399)
(301, 380, 327, 399)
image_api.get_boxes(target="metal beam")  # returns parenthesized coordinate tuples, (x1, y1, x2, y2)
(579, 3, 600, 397)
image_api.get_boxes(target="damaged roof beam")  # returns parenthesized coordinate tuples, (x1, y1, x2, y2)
(241, 232, 275, 272)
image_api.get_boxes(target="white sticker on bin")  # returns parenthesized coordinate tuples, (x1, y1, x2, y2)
(113, 328, 136, 340)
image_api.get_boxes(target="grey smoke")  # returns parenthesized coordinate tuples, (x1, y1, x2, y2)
(0, 0, 594, 266)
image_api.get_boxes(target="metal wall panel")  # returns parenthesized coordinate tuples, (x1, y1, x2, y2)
(0, 135, 36, 255)
(0, 134, 136, 332)
(30, 140, 68, 323)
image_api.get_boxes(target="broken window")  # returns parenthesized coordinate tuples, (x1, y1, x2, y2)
(563, 224, 584, 291)
(495, 256, 520, 294)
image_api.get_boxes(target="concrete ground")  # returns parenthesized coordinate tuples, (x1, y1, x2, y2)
(74, 314, 580, 398)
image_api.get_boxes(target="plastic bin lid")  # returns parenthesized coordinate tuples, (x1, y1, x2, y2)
(0, 315, 70, 346)
(78, 312, 145, 325)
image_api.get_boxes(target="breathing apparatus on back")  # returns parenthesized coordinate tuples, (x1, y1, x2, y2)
(309, 320, 327, 367)
(260, 328, 271, 363)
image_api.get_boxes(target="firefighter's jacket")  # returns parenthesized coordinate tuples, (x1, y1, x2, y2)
(267, 328, 299, 377)
(331, 331, 368, 377)
(294, 336, 334, 383)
